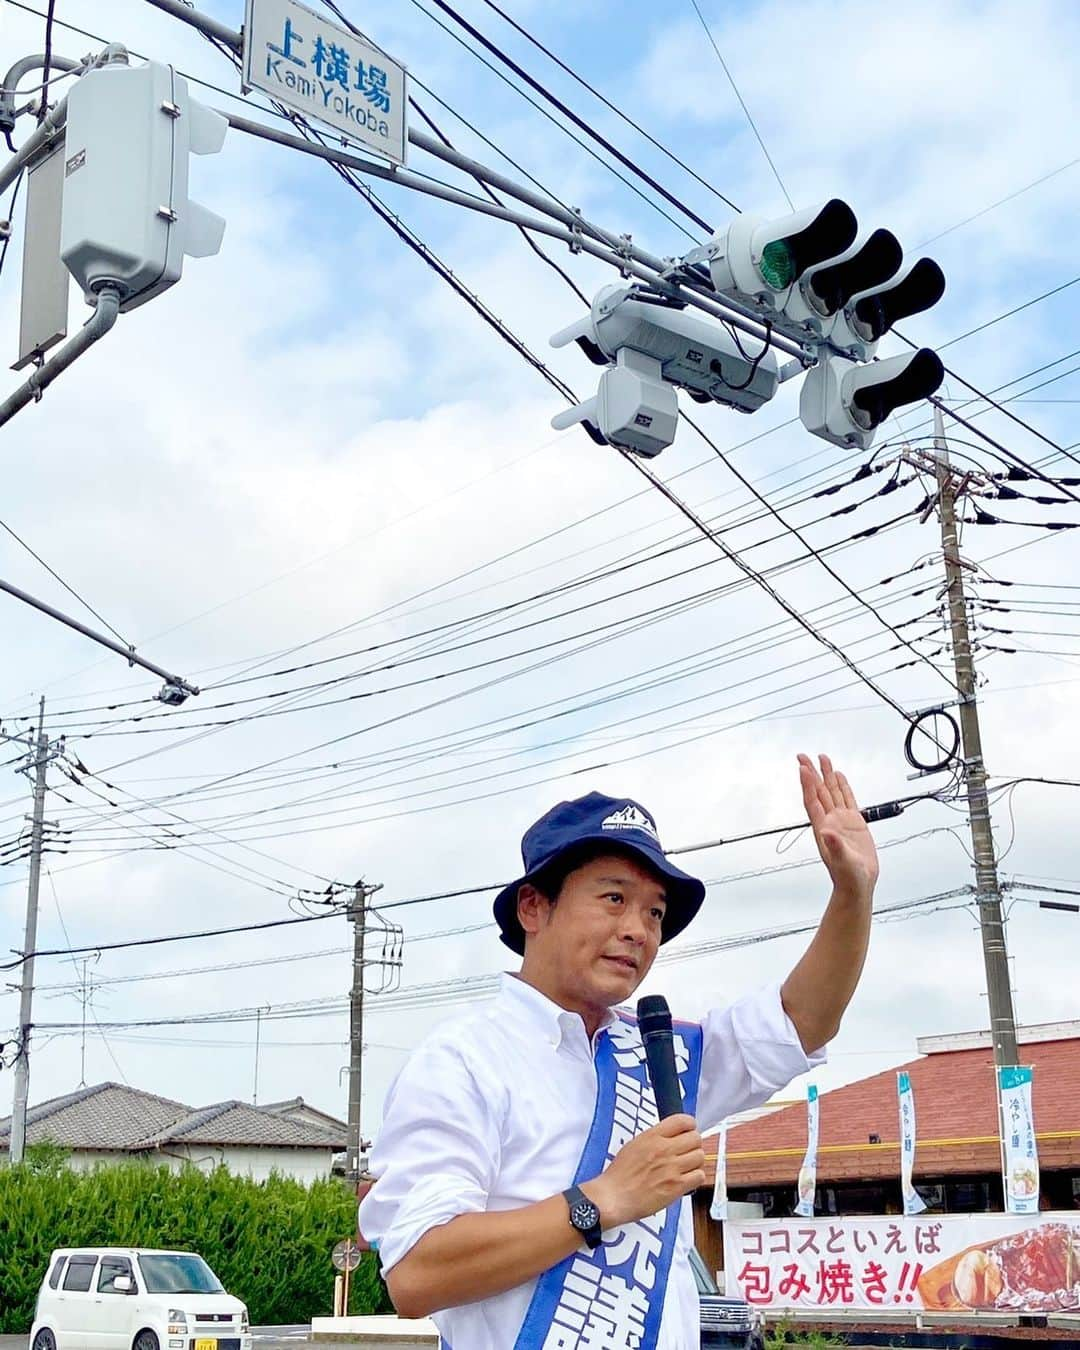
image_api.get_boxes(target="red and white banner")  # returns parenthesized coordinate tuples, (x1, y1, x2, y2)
(724, 1214, 1080, 1313)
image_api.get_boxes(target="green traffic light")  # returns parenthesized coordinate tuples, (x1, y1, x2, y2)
(759, 240, 796, 290)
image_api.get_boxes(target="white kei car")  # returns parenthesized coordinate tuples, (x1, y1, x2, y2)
(29, 1248, 252, 1350)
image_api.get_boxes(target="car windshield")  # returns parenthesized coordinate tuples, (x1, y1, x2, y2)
(137, 1254, 224, 1294)
(689, 1246, 719, 1295)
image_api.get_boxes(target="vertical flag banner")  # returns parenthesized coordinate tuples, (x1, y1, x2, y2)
(897, 1071, 927, 1216)
(709, 1121, 728, 1221)
(999, 1065, 1040, 1214)
(793, 1084, 819, 1217)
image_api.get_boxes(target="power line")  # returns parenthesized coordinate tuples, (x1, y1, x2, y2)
(0, 906, 349, 972)
(915, 154, 1080, 248)
(473, 0, 738, 211)
(686, 0, 793, 210)
(40, 474, 911, 741)
(48, 516, 925, 834)
(0, 516, 132, 645)
(938, 274, 1080, 351)
(52, 616, 931, 849)
(684, 413, 954, 693)
(408, 0, 712, 235)
(32, 886, 975, 1030)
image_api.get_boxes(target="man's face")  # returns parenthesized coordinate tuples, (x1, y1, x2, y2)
(518, 853, 668, 1017)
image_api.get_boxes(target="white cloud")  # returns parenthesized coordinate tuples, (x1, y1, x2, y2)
(0, 0, 1076, 1144)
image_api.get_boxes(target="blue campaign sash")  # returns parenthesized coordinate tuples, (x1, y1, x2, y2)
(512, 1013, 704, 1350)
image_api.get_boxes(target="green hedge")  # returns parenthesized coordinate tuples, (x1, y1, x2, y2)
(0, 1152, 390, 1333)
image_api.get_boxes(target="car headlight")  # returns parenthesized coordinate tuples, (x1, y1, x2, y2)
(239, 1310, 249, 1332)
(168, 1312, 187, 1325)
(167, 1312, 187, 1334)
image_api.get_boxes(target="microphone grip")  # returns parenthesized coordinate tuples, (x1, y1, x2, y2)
(641, 1031, 684, 1120)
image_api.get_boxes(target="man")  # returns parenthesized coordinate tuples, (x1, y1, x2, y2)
(360, 754, 878, 1348)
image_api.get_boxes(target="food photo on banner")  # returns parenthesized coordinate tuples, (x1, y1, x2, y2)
(724, 1215, 1080, 1313)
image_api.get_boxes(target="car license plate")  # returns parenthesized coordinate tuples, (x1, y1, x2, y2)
(194, 1339, 217, 1350)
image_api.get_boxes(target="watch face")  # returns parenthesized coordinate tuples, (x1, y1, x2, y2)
(571, 1199, 600, 1230)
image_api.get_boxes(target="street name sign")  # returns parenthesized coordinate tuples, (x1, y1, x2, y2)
(243, 0, 407, 165)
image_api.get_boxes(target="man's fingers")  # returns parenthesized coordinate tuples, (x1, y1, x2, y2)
(799, 756, 826, 828)
(837, 771, 858, 812)
(820, 753, 845, 810)
(655, 1113, 698, 1137)
(678, 1167, 707, 1195)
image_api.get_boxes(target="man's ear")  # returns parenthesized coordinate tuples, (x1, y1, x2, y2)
(517, 882, 553, 939)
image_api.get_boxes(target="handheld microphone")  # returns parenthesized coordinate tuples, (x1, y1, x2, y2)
(637, 994, 684, 1119)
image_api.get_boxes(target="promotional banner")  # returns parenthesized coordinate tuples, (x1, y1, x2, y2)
(999, 1065, 1040, 1215)
(897, 1071, 927, 1216)
(793, 1085, 819, 1218)
(725, 1215, 1080, 1313)
(709, 1121, 728, 1222)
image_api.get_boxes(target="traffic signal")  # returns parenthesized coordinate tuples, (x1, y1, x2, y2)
(705, 202, 946, 360)
(549, 283, 780, 456)
(707, 199, 858, 335)
(799, 348, 945, 450)
(826, 256, 946, 359)
(781, 228, 902, 338)
(60, 61, 227, 312)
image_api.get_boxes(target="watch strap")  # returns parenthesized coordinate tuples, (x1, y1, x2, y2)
(563, 1183, 603, 1250)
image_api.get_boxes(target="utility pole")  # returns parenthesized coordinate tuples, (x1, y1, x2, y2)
(933, 406, 1020, 1068)
(10, 698, 59, 1163)
(346, 882, 372, 1183)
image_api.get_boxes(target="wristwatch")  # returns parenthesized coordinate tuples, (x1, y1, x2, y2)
(563, 1184, 603, 1250)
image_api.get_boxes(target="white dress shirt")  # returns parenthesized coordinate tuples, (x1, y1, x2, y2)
(360, 974, 824, 1349)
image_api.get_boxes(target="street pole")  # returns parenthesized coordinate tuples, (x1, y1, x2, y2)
(933, 405, 1020, 1068)
(346, 884, 368, 1182)
(10, 697, 50, 1164)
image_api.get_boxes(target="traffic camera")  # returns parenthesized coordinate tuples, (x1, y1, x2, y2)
(549, 284, 780, 456)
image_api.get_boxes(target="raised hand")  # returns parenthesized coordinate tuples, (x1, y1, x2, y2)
(798, 753, 879, 898)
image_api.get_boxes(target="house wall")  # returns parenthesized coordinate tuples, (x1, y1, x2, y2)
(61, 1146, 335, 1182)
(65, 1149, 129, 1172)
(161, 1144, 335, 1182)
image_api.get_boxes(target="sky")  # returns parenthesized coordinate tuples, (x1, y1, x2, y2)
(1, 0, 1079, 1147)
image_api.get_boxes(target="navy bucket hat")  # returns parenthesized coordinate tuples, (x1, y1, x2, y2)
(493, 791, 706, 955)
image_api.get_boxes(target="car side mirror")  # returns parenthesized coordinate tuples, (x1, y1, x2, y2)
(113, 1276, 133, 1293)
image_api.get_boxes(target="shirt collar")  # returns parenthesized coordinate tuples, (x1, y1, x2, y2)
(496, 972, 619, 1050)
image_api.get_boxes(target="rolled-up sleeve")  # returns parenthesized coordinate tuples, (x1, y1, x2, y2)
(694, 981, 826, 1131)
(358, 1037, 503, 1275)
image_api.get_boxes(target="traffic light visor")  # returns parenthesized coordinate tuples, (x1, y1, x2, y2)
(852, 257, 946, 340)
(850, 348, 944, 428)
(808, 229, 902, 316)
(759, 199, 857, 289)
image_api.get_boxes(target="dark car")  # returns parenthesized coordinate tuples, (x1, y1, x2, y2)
(691, 1247, 765, 1350)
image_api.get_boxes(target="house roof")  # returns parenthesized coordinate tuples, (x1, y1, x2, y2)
(0, 1082, 188, 1151)
(138, 1100, 345, 1149)
(705, 1033, 1080, 1188)
(261, 1096, 349, 1134)
(0, 1083, 345, 1154)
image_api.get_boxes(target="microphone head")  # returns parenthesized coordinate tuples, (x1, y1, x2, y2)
(637, 994, 672, 1035)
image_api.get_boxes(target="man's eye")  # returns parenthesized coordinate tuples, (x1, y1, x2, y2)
(605, 892, 623, 903)
(651, 908, 666, 921)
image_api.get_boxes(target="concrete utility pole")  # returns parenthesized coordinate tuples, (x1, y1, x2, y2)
(10, 698, 55, 1163)
(933, 406, 1020, 1068)
(346, 883, 370, 1183)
